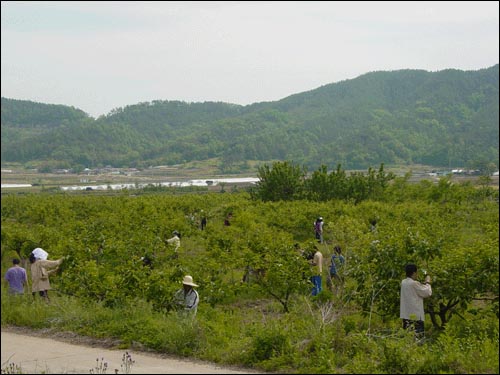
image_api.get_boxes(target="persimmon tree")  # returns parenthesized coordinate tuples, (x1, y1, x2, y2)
(1, 177, 497, 328)
(253, 161, 306, 201)
(257, 242, 312, 313)
(347, 201, 499, 329)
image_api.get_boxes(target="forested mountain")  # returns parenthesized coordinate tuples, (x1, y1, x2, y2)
(1, 65, 498, 171)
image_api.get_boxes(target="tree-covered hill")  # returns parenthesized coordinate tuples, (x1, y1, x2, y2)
(1, 97, 90, 128)
(1, 65, 498, 171)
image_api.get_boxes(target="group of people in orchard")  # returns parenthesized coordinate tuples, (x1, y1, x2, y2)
(4, 247, 66, 302)
(4, 212, 433, 337)
(305, 243, 345, 296)
(309, 215, 432, 339)
(4, 246, 200, 318)
(309, 216, 345, 296)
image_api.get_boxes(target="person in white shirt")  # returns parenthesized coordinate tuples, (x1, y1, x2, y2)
(166, 230, 181, 253)
(400, 263, 432, 337)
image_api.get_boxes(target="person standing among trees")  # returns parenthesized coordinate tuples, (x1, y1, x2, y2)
(173, 275, 200, 317)
(310, 246, 323, 296)
(165, 230, 181, 255)
(200, 210, 207, 230)
(326, 245, 345, 293)
(400, 263, 432, 339)
(314, 217, 324, 244)
(29, 251, 65, 302)
(4, 258, 28, 295)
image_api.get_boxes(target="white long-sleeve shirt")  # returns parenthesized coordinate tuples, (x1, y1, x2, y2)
(312, 251, 323, 275)
(166, 235, 180, 252)
(400, 277, 432, 321)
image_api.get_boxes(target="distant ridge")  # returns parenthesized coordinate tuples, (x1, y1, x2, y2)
(1, 64, 498, 171)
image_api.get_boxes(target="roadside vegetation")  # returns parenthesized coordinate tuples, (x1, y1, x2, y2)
(2, 162, 498, 374)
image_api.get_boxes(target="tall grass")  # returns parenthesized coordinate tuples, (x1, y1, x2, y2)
(2, 287, 498, 373)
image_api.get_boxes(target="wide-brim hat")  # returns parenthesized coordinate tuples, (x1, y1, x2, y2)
(182, 275, 198, 287)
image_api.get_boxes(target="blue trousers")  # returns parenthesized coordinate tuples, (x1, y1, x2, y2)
(311, 275, 322, 296)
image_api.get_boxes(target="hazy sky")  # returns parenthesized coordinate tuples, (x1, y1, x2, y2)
(1, 1, 498, 118)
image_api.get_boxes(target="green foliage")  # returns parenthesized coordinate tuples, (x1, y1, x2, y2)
(2, 65, 498, 170)
(1, 292, 54, 328)
(1, 182, 498, 373)
(249, 327, 291, 362)
(253, 161, 396, 203)
(254, 160, 306, 201)
(346, 198, 499, 330)
(258, 242, 311, 312)
(1, 97, 89, 127)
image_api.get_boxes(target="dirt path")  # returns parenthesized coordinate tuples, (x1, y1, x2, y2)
(1, 328, 260, 374)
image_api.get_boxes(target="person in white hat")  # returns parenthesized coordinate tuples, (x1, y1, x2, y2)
(32, 247, 49, 260)
(314, 217, 324, 244)
(29, 251, 65, 302)
(173, 275, 199, 316)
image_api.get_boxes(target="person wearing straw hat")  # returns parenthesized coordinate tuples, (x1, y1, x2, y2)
(174, 275, 199, 316)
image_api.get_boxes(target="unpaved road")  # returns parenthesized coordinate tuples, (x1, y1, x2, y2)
(1, 328, 261, 374)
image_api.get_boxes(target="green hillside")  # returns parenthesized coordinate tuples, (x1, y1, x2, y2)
(1, 65, 498, 171)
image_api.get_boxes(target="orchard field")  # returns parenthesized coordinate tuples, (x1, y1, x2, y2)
(1, 167, 499, 374)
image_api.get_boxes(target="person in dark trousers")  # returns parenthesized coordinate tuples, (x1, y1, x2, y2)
(314, 217, 324, 243)
(400, 263, 432, 339)
(29, 252, 65, 302)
